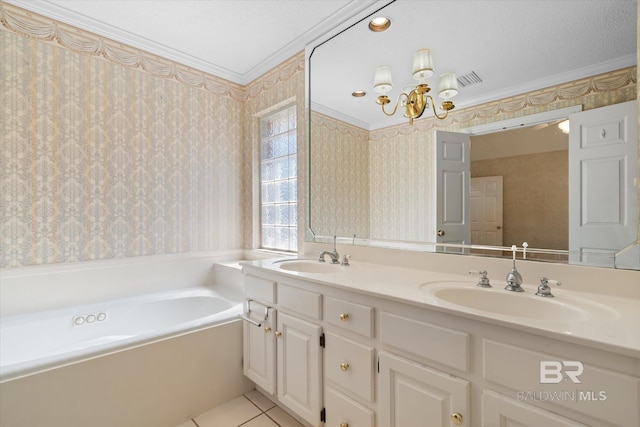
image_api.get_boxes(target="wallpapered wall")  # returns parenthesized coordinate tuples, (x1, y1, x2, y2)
(310, 112, 370, 239)
(310, 67, 637, 243)
(0, 4, 304, 268)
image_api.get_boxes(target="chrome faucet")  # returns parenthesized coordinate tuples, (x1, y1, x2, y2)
(318, 235, 340, 264)
(505, 245, 524, 292)
(469, 270, 491, 288)
(505, 268, 524, 292)
(535, 277, 561, 297)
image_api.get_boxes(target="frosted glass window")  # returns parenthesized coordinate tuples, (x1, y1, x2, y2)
(260, 105, 297, 252)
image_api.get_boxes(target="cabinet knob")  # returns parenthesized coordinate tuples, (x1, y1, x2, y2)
(340, 362, 350, 371)
(451, 412, 463, 425)
(339, 313, 350, 321)
(274, 331, 282, 338)
(340, 423, 349, 427)
(264, 326, 271, 333)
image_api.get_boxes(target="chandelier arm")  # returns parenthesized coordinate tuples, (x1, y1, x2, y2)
(426, 95, 450, 120)
(381, 93, 408, 117)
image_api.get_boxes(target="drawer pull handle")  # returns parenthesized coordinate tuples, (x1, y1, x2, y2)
(451, 412, 463, 425)
(264, 327, 271, 333)
(340, 362, 350, 371)
(340, 423, 349, 427)
(274, 331, 282, 338)
(339, 313, 350, 321)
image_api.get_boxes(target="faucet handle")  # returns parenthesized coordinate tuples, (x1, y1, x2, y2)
(341, 254, 351, 266)
(535, 277, 561, 297)
(546, 278, 561, 287)
(469, 270, 491, 288)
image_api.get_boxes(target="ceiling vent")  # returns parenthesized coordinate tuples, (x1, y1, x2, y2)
(457, 71, 483, 87)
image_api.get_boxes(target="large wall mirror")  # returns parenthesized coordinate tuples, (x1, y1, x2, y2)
(307, 0, 638, 269)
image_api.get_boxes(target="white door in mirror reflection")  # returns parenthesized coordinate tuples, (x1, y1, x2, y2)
(569, 100, 638, 268)
(435, 131, 471, 253)
(470, 176, 504, 246)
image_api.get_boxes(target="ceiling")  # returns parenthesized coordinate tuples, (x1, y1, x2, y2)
(4, 0, 376, 84)
(5, 0, 637, 130)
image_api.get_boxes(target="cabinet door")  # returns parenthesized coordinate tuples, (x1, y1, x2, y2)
(482, 390, 588, 426)
(243, 307, 276, 394)
(277, 312, 323, 427)
(379, 352, 469, 427)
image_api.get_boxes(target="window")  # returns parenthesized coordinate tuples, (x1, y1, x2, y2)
(260, 105, 297, 252)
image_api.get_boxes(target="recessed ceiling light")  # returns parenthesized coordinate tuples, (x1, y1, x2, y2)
(369, 17, 391, 32)
(352, 90, 367, 97)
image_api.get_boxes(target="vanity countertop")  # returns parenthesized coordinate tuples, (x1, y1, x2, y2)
(241, 258, 640, 358)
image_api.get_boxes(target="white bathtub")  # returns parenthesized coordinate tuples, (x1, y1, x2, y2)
(0, 253, 266, 426)
(0, 286, 243, 382)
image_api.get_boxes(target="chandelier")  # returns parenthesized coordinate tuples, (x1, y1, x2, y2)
(373, 49, 458, 125)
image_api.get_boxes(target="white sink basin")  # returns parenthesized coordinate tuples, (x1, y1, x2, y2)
(276, 260, 341, 274)
(420, 282, 619, 322)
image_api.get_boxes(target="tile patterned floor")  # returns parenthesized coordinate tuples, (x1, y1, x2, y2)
(176, 390, 304, 427)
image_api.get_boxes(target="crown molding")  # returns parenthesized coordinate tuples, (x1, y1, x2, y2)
(458, 105, 583, 136)
(311, 102, 370, 131)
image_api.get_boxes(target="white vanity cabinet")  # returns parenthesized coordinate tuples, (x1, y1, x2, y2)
(242, 273, 324, 427)
(242, 263, 640, 427)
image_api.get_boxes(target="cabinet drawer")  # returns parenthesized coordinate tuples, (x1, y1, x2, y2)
(325, 332, 375, 402)
(325, 297, 374, 338)
(483, 339, 640, 427)
(278, 283, 322, 320)
(244, 274, 276, 304)
(380, 312, 469, 372)
(325, 387, 374, 427)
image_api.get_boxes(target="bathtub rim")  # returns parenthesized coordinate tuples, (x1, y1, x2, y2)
(0, 250, 281, 317)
